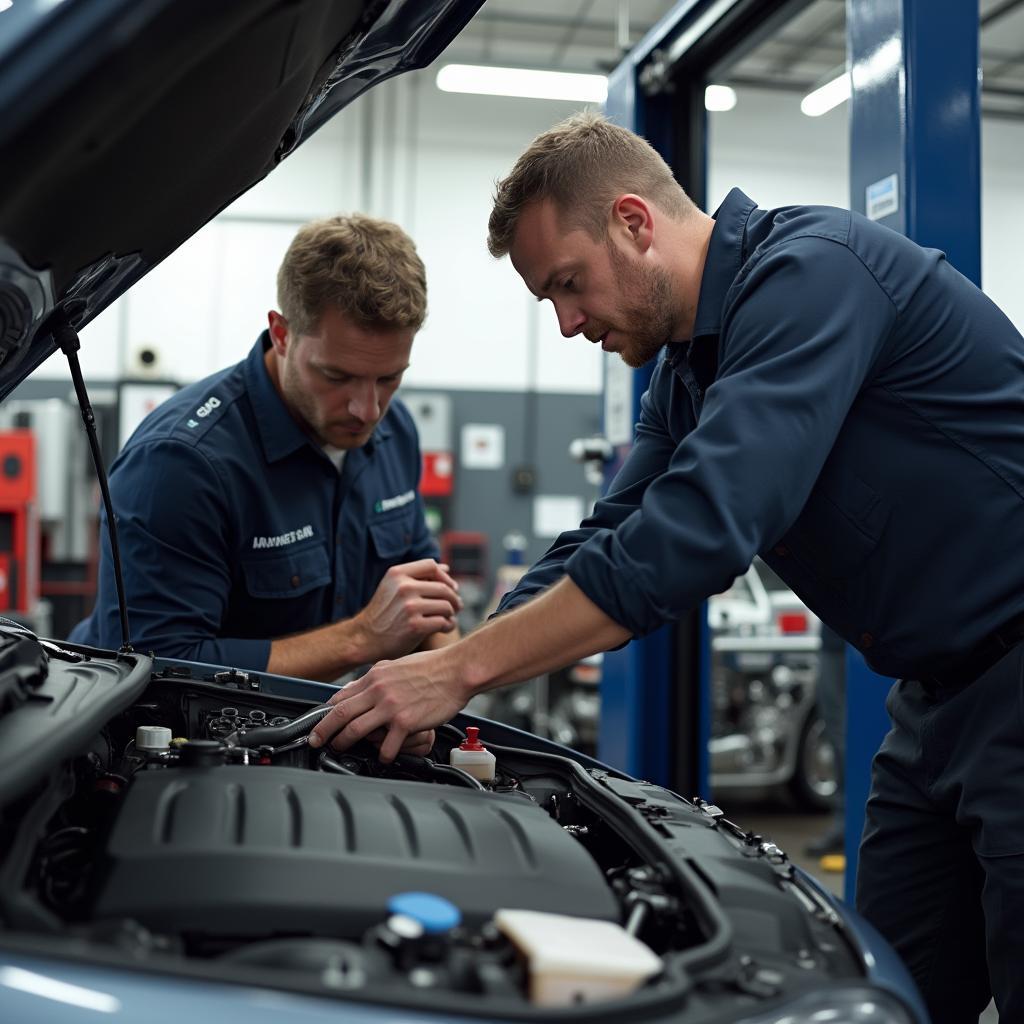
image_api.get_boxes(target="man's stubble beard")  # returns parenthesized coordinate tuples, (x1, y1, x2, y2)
(607, 242, 680, 369)
(279, 353, 330, 446)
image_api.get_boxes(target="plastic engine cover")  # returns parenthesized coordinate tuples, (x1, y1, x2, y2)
(92, 766, 619, 935)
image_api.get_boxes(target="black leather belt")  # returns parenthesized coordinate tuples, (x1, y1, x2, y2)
(921, 610, 1024, 691)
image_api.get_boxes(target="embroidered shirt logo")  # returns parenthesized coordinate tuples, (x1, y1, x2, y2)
(374, 490, 415, 514)
(187, 395, 222, 428)
(251, 525, 314, 550)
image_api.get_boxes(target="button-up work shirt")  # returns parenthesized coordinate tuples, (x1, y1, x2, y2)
(70, 334, 437, 669)
(500, 189, 1024, 681)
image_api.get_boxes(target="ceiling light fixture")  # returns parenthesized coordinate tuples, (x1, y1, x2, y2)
(704, 84, 737, 112)
(436, 64, 607, 104)
(800, 71, 851, 117)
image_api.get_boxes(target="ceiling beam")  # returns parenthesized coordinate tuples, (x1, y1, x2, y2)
(550, 0, 601, 65)
(764, 3, 845, 75)
(981, 0, 1024, 28)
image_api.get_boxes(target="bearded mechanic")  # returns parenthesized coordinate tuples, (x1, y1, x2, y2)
(311, 114, 1024, 1023)
(71, 215, 460, 725)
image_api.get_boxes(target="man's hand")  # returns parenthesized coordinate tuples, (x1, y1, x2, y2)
(266, 560, 461, 682)
(307, 578, 630, 763)
(364, 726, 436, 758)
(308, 648, 469, 763)
(354, 560, 462, 662)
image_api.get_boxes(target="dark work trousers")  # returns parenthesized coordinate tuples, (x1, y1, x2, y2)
(856, 645, 1024, 1023)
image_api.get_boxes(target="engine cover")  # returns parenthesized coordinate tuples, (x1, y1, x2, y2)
(92, 766, 619, 936)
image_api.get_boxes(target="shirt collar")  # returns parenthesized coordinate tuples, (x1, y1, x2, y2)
(243, 331, 392, 466)
(691, 187, 758, 340)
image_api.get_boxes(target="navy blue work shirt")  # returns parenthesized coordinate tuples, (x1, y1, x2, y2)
(69, 333, 438, 668)
(499, 189, 1024, 681)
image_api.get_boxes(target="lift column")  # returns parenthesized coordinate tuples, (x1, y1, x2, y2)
(844, 0, 981, 901)
(598, 4, 717, 794)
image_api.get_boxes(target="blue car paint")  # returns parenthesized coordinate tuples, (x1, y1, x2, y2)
(0, 951, 494, 1024)
(797, 867, 931, 1024)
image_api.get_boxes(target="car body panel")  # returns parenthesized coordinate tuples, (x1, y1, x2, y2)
(0, 950, 487, 1024)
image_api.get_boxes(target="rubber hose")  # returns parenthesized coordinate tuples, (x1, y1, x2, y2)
(224, 702, 333, 748)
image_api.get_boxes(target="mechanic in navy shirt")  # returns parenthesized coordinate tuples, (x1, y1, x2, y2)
(310, 114, 1024, 1022)
(71, 214, 461, 690)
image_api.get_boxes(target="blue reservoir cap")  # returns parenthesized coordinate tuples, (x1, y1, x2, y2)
(387, 892, 461, 934)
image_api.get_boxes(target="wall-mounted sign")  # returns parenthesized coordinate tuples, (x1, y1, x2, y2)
(604, 354, 633, 446)
(461, 423, 505, 470)
(866, 173, 899, 222)
(533, 494, 585, 539)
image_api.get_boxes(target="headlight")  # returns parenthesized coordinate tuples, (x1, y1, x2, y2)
(739, 986, 915, 1024)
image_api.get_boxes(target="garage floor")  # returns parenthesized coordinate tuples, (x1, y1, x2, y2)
(727, 795, 999, 1022)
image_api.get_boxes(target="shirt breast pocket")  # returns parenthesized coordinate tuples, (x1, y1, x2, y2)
(786, 471, 890, 581)
(241, 544, 331, 599)
(368, 508, 417, 562)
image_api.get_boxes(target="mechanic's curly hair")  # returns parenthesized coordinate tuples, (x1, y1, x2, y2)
(277, 213, 427, 335)
(488, 111, 696, 259)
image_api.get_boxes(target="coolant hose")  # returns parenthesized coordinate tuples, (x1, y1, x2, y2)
(224, 702, 334, 748)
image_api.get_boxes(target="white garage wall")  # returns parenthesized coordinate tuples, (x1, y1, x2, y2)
(58, 71, 604, 394)
(41, 78, 1024, 390)
(980, 117, 1024, 334)
(706, 87, 850, 212)
(708, 88, 1024, 336)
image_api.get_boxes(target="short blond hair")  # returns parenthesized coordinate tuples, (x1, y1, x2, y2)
(277, 214, 427, 336)
(488, 112, 695, 258)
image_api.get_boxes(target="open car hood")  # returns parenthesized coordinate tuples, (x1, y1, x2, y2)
(0, 0, 481, 400)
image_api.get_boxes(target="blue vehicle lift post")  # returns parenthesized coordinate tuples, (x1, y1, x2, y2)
(844, 0, 981, 901)
(599, 0, 798, 794)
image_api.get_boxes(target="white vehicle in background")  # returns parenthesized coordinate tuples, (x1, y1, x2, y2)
(708, 558, 821, 641)
(708, 559, 837, 810)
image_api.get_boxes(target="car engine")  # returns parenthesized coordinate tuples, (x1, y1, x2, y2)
(0, 639, 876, 1020)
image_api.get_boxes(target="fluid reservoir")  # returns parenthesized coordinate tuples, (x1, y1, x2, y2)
(136, 726, 172, 753)
(449, 727, 496, 783)
(495, 908, 662, 1007)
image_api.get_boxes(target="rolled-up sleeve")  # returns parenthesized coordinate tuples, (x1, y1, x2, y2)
(565, 236, 897, 635)
(88, 439, 272, 670)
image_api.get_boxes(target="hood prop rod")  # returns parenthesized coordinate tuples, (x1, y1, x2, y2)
(55, 321, 133, 653)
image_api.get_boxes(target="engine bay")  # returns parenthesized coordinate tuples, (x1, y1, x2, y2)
(0, 644, 867, 1021)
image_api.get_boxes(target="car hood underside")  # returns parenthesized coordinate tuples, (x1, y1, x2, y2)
(0, 0, 480, 399)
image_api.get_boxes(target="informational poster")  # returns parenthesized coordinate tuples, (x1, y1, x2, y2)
(118, 381, 178, 446)
(461, 423, 505, 469)
(533, 494, 585, 539)
(603, 353, 633, 446)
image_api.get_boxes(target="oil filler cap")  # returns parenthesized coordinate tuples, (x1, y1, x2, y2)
(387, 892, 461, 934)
(178, 739, 224, 768)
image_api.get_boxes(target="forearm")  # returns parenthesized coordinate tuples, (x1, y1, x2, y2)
(457, 577, 631, 694)
(419, 625, 461, 651)
(267, 617, 375, 681)
(267, 617, 460, 681)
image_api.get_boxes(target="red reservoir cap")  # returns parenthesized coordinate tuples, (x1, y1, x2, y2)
(460, 727, 485, 751)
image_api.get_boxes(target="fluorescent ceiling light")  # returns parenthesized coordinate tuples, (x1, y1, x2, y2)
(0, 1, 12, 11)
(704, 85, 737, 112)
(800, 72, 851, 117)
(436, 64, 607, 104)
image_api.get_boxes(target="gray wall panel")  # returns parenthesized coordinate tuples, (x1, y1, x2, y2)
(12, 378, 606, 589)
